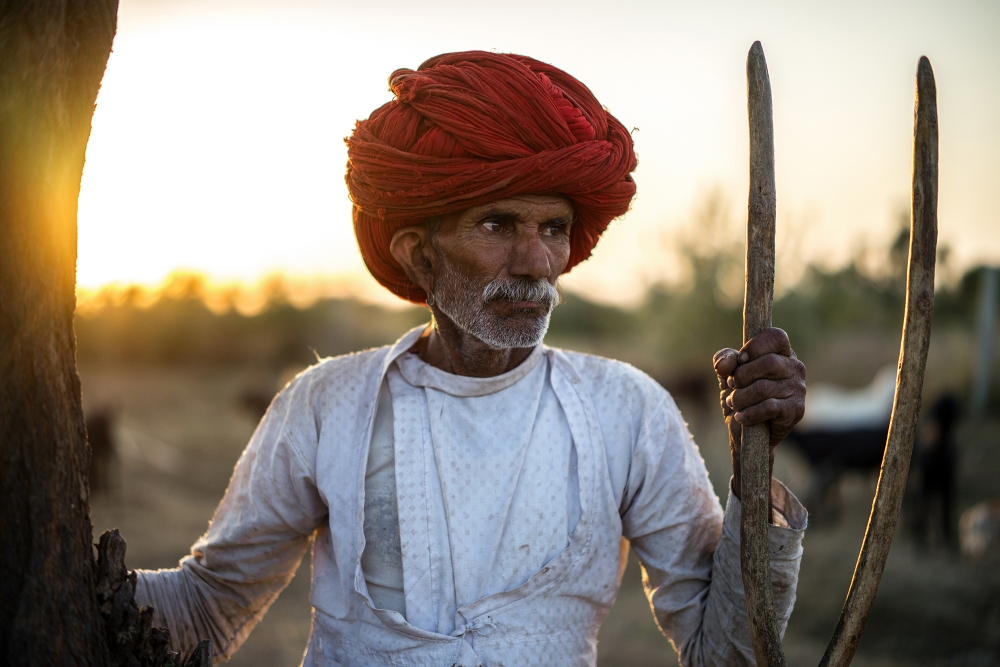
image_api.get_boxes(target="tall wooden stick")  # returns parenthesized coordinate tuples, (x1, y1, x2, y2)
(740, 40, 786, 667)
(819, 56, 938, 667)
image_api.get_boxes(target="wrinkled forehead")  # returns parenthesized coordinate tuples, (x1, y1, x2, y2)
(432, 195, 575, 231)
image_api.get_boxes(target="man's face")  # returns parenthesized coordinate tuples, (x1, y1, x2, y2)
(430, 195, 574, 349)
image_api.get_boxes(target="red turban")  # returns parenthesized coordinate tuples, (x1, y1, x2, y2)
(346, 51, 638, 303)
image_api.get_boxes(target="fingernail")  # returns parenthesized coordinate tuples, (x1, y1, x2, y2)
(727, 377, 735, 389)
(738, 352, 749, 363)
(734, 411, 743, 422)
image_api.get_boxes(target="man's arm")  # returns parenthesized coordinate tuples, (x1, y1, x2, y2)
(135, 381, 328, 662)
(620, 334, 807, 666)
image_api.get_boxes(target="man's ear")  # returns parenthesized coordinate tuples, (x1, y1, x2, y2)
(390, 225, 436, 294)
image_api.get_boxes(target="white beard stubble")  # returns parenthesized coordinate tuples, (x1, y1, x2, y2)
(432, 254, 560, 350)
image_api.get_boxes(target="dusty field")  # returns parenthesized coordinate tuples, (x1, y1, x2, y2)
(84, 364, 1000, 666)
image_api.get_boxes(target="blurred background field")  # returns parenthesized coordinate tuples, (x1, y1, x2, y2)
(68, 1, 1000, 661)
(82, 208, 1000, 666)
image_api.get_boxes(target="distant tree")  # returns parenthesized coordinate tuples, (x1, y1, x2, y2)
(0, 1, 119, 664)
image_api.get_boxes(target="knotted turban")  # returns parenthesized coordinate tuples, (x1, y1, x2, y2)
(346, 51, 638, 303)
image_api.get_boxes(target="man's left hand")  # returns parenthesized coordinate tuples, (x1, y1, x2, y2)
(713, 327, 806, 500)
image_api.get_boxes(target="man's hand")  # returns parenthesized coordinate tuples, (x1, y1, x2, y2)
(713, 327, 806, 500)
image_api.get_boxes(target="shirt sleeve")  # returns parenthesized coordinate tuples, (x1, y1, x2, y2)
(134, 385, 328, 663)
(620, 395, 807, 667)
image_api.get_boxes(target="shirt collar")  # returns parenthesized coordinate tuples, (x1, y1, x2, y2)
(393, 335, 546, 398)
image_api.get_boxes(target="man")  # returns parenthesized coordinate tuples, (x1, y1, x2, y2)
(136, 51, 807, 666)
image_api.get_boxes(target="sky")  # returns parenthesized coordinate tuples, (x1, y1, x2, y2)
(76, 0, 1000, 306)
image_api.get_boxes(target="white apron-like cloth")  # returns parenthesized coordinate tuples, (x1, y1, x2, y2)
(386, 345, 584, 636)
(136, 325, 807, 667)
(312, 337, 625, 666)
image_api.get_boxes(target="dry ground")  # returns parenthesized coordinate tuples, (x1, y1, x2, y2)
(84, 365, 1000, 666)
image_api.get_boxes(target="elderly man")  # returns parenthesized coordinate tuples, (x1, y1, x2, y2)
(136, 51, 807, 666)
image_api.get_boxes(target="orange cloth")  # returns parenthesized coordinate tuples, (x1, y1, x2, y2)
(346, 51, 638, 303)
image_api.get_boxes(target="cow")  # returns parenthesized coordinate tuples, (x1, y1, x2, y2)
(907, 393, 960, 547)
(784, 367, 896, 524)
(85, 408, 117, 495)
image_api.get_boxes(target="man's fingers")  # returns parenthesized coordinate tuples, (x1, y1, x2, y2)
(732, 352, 804, 388)
(713, 348, 739, 380)
(720, 389, 735, 416)
(733, 397, 784, 426)
(738, 327, 792, 363)
(727, 378, 789, 412)
(734, 395, 805, 433)
(720, 328, 807, 450)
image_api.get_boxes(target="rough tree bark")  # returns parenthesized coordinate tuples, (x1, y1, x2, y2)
(0, 4, 212, 664)
(0, 1, 118, 664)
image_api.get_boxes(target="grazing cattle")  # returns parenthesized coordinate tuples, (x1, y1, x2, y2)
(908, 393, 960, 547)
(86, 409, 117, 495)
(784, 367, 896, 524)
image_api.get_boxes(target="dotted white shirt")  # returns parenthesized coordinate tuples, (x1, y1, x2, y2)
(136, 326, 808, 666)
(361, 347, 583, 634)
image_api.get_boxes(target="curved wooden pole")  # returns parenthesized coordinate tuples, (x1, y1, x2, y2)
(740, 40, 787, 667)
(739, 46, 938, 667)
(819, 56, 938, 667)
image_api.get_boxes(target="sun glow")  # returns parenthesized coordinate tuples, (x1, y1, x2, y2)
(77, 0, 1000, 307)
(75, 269, 400, 318)
(78, 14, 364, 292)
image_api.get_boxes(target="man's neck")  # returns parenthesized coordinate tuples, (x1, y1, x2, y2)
(411, 316, 534, 378)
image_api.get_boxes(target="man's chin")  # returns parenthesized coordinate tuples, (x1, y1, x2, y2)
(471, 311, 551, 350)
(436, 296, 553, 350)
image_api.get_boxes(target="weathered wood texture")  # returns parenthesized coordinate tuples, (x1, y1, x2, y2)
(740, 41, 786, 667)
(95, 530, 212, 667)
(819, 56, 938, 667)
(0, 1, 118, 664)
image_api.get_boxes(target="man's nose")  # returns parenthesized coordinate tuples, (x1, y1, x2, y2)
(508, 229, 552, 281)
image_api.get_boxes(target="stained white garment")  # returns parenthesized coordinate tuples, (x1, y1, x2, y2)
(361, 382, 405, 616)
(135, 325, 808, 667)
(374, 347, 582, 634)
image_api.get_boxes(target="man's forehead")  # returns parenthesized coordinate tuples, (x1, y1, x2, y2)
(460, 195, 574, 221)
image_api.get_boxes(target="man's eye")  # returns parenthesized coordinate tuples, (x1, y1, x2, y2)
(542, 222, 568, 236)
(482, 221, 504, 233)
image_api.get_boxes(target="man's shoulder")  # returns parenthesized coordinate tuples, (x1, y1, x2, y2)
(310, 345, 392, 376)
(547, 347, 671, 411)
(280, 345, 391, 405)
(547, 348, 691, 475)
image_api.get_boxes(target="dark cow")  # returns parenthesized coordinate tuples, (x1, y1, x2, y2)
(907, 393, 960, 547)
(86, 409, 117, 495)
(783, 367, 896, 524)
(785, 425, 888, 525)
(786, 372, 961, 533)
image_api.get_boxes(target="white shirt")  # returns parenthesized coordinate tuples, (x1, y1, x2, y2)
(365, 346, 583, 634)
(136, 326, 807, 666)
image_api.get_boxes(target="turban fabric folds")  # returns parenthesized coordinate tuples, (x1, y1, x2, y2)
(346, 51, 638, 303)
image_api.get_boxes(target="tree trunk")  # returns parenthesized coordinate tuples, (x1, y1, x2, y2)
(0, 1, 119, 665)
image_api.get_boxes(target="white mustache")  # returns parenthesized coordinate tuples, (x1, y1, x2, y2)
(482, 278, 560, 305)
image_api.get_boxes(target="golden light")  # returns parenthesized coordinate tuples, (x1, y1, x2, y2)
(77, 1, 1000, 307)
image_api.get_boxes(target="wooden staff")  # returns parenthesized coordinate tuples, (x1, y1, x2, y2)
(740, 40, 786, 667)
(818, 55, 938, 667)
(738, 48, 939, 666)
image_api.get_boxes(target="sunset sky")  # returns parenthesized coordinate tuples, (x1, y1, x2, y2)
(77, 0, 1000, 306)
